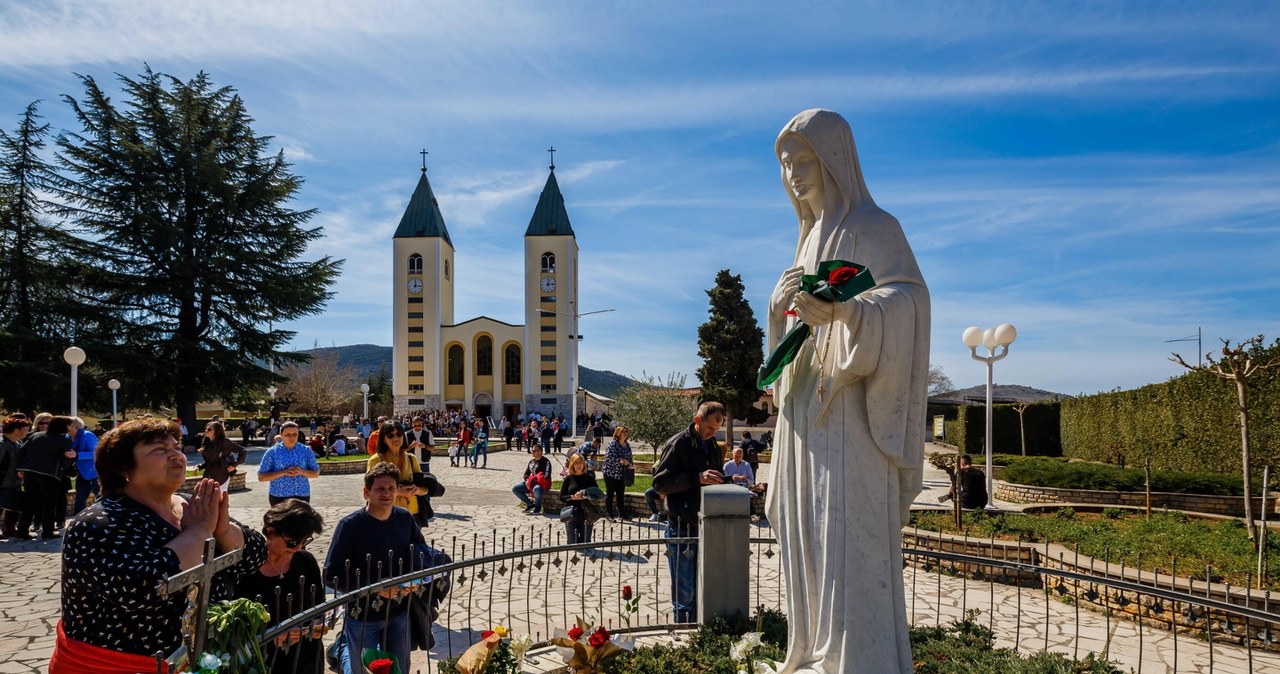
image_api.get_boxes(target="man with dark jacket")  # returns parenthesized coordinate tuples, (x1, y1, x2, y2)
(652, 401, 725, 622)
(513, 447, 553, 514)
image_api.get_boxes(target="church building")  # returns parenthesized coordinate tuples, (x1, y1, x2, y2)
(391, 155, 579, 420)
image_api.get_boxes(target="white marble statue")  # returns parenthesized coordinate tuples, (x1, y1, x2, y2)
(765, 109, 930, 674)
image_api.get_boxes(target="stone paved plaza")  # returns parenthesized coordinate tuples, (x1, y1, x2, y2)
(1, 444, 1276, 673)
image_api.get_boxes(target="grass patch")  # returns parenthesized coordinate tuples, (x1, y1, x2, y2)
(551, 474, 654, 494)
(910, 509, 1280, 590)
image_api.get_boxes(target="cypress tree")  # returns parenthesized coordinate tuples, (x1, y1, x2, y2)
(696, 269, 766, 445)
(51, 68, 342, 424)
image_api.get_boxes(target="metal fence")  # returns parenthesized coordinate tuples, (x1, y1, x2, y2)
(157, 518, 1280, 674)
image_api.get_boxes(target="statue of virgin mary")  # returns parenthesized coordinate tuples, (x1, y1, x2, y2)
(765, 109, 930, 674)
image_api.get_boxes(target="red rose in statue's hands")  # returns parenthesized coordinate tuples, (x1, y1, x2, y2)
(588, 627, 610, 648)
(567, 626, 584, 641)
(481, 630, 495, 639)
(829, 266, 859, 285)
(621, 585, 633, 600)
(369, 658, 394, 674)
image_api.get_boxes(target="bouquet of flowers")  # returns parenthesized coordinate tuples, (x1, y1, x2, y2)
(193, 599, 271, 674)
(757, 259, 875, 388)
(454, 624, 532, 674)
(550, 618, 634, 674)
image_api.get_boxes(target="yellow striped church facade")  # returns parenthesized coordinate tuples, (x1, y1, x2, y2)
(391, 162, 578, 420)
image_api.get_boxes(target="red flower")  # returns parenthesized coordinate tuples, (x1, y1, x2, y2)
(369, 658, 394, 674)
(829, 266, 859, 285)
(567, 626, 584, 641)
(588, 627, 610, 648)
(621, 585, 633, 601)
(481, 630, 495, 639)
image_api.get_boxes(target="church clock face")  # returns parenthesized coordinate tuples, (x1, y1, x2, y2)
(540, 276, 556, 293)
(407, 278, 423, 294)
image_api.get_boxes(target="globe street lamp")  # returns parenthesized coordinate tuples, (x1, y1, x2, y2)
(63, 346, 87, 419)
(360, 383, 370, 420)
(107, 379, 121, 427)
(267, 386, 278, 420)
(962, 323, 1017, 507)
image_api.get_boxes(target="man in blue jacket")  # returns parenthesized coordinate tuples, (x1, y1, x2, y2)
(71, 418, 99, 515)
(652, 401, 725, 623)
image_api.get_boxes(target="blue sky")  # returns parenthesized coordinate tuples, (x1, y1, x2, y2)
(2, 1, 1278, 395)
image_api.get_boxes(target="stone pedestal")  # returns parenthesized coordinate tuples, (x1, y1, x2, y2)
(698, 485, 751, 622)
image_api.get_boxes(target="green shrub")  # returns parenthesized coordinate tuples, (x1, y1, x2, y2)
(1061, 338, 1280, 474)
(947, 402, 1063, 457)
(1000, 458, 1259, 495)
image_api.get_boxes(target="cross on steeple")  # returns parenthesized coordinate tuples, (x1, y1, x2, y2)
(547, 146, 556, 171)
(420, 148, 429, 173)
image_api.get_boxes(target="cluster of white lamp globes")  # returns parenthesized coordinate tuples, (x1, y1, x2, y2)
(961, 323, 1018, 509)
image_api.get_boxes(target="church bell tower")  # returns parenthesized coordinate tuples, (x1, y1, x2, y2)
(522, 150, 578, 415)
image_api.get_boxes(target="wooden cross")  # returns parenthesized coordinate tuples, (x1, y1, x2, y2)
(420, 148, 429, 173)
(547, 145, 556, 170)
(158, 538, 243, 660)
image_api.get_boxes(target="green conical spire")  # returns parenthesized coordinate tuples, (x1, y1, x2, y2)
(525, 168, 575, 237)
(393, 167, 453, 245)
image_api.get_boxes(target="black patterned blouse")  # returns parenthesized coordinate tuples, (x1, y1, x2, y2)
(60, 495, 267, 657)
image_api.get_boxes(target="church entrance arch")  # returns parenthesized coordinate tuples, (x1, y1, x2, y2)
(474, 392, 493, 420)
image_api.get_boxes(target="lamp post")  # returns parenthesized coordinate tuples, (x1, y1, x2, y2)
(540, 302, 615, 439)
(962, 323, 1017, 508)
(108, 379, 121, 427)
(360, 383, 370, 420)
(63, 346, 87, 419)
(267, 386, 278, 420)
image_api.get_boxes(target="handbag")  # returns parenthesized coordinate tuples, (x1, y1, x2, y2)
(559, 504, 578, 522)
(622, 467, 636, 486)
(414, 495, 433, 527)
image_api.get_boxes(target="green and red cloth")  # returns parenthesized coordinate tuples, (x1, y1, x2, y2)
(757, 260, 875, 388)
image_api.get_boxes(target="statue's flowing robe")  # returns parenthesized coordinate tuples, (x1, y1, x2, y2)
(766, 110, 930, 674)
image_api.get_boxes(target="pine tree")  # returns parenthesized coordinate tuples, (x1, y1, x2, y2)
(696, 269, 765, 444)
(51, 69, 343, 424)
(0, 101, 99, 413)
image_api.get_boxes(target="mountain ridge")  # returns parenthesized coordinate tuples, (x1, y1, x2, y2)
(300, 344, 637, 398)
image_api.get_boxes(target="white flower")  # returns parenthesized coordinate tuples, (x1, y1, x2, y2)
(198, 653, 222, 670)
(510, 633, 534, 662)
(730, 632, 763, 662)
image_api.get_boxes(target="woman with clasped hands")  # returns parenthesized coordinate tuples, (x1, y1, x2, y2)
(258, 421, 322, 505)
(50, 418, 267, 674)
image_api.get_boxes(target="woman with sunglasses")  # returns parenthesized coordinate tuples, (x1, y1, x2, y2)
(234, 498, 326, 673)
(365, 422, 424, 522)
(258, 421, 321, 506)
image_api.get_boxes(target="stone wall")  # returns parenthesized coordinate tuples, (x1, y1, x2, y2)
(995, 481, 1279, 518)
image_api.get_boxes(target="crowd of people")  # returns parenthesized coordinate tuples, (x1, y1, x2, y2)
(3, 400, 786, 673)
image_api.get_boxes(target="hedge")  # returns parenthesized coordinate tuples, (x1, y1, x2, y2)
(1060, 339, 1280, 475)
(1000, 458, 1262, 496)
(942, 402, 1062, 457)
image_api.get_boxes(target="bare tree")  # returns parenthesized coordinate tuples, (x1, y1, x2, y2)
(1012, 402, 1030, 456)
(1172, 335, 1279, 548)
(279, 351, 359, 418)
(927, 363, 954, 396)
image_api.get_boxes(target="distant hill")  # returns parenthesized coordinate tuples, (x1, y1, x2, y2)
(930, 384, 1071, 405)
(578, 368, 636, 399)
(302, 344, 391, 378)
(301, 344, 637, 398)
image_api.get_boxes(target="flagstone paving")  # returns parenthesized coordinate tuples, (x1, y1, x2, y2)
(1, 444, 1276, 673)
